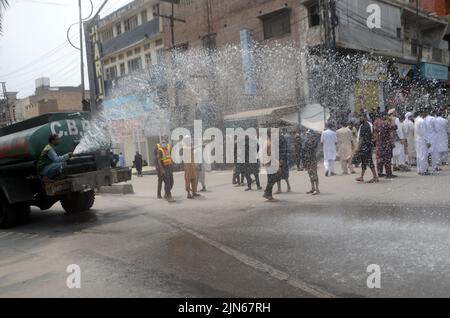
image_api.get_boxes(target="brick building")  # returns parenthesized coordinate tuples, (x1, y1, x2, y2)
(421, 0, 450, 16)
(16, 77, 88, 121)
(159, 0, 450, 123)
(160, 0, 305, 49)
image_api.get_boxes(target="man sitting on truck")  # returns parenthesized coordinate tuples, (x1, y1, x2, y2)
(37, 134, 74, 180)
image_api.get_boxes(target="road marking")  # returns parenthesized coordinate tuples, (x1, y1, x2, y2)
(114, 198, 338, 298)
(171, 222, 336, 298)
(0, 232, 42, 240)
(0, 232, 14, 238)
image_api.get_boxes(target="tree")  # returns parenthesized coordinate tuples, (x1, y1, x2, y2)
(0, 0, 9, 35)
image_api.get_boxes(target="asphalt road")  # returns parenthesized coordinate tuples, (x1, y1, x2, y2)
(1, 165, 450, 298)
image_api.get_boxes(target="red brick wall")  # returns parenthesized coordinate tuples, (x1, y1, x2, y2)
(421, 0, 449, 16)
(160, 0, 304, 49)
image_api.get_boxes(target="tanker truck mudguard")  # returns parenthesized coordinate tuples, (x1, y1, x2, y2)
(0, 112, 131, 228)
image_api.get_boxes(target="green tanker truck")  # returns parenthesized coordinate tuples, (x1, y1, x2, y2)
(0, 112, 132, 228)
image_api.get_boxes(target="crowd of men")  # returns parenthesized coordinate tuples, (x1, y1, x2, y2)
(146, 107, 448, 203)
(319, 107, 449, 183)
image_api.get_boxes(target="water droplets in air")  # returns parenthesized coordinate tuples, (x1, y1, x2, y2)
(75, 41, 445, 153)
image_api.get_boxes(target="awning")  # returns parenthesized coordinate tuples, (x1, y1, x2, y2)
(224, 104, 329, 132)
(419, 63, 449, 82)
(281, 103, 330, 132)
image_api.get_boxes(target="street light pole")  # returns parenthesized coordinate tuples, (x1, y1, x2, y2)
(78, 0, 86, 101)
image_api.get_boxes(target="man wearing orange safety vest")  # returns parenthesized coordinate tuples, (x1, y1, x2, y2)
(156, 137, 175, 203)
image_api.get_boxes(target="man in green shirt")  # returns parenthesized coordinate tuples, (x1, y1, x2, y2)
(37, 134, 73, 180)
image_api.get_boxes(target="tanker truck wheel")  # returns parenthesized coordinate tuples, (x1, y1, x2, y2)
(82, 190, 95, 211)
(61, 191, 95, 214)
(0, 202, 17, 229)
(16, 204, 31, 225)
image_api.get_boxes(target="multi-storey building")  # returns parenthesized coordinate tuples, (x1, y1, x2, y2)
(307, 0, 450, 114)
(14, 77, 88, 121)
(421, 0, 450, 16)
(85, 0, 164, 99)
(160, 0, 450, 124)
(84, 0, 165, 166)
(161, 0, 304, 49)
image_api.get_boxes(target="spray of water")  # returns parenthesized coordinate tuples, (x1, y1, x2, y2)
(74, 42, 446, 154)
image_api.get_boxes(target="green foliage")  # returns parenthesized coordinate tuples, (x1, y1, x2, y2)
(0, 0, 10, 35)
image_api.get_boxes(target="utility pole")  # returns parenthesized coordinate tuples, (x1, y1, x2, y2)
(0, 82, 11, 127)
(153, 1, 186, 128)
(329, 0, 337, 50)
(415, 0, 423, 71)
(78, 0, 86, 101)
(321, 0, 336, 50)
(153, 1, 186, 48)
(84, 0, 109, 113)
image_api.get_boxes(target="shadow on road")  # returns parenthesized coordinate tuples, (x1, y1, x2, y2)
(8, 206, 146, 238)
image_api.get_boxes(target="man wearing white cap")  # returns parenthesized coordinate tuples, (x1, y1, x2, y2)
(389, 108, 408, 172)
(321, 123, 338, 177)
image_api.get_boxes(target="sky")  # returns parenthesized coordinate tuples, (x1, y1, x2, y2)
(0, 0, 134, 98)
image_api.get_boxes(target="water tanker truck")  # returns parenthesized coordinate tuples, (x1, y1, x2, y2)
(0, 112, 132, 228)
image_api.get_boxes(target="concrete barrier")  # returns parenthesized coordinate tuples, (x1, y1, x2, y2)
(98, 183, 134, 195)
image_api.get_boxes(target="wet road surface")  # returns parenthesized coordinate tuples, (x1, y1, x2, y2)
(1, 169, 450, 297)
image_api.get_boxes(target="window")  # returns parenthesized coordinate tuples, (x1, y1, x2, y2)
(411, 39, 421, 57)
(396, 27, 402, 39)
(152, 4, 160, 16)
(110, 57, 116, 63)
(155, 39, 163, 47)
(101, 28, 114, 42)
(308, 4, 320, 27)
(144, 43, 151, 50)
(124, 15, 138, 32)
(432, 47, 442, 62)
(127, 50, 133, 57)
(203, 34, 216, 50)
(105, 66, 117, 80)
(116, 23, 122, 36)
(261, 9, 291, 40)
(119, 63, 126, 76)
(141, 10, 148, 24)
(119, 54, 124, 60)
(134, 47, 141, 54)
(145, 53, 152, 67)
(127, 57, 142, 73)
(157, 48, 164, 64)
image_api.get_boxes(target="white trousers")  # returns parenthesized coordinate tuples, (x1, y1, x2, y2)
(324, 159, 335, 173)
(416, 148, 429, 173)
(440, 152, 448, 164)
(430, 151, 440, 170)
(393, 143, 406, 165)
(199, 165, 206, 187)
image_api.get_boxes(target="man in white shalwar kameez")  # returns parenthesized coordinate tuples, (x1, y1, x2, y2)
(403, 112, 416, 166)
(425, 111, 439, 171)
(436, 111, 449, 166)
(415, 110, 430, 175)
(389, 109, 407, 171)
(321, 124, 338, 177)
